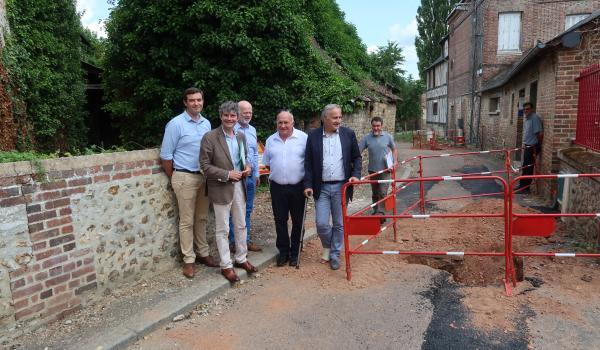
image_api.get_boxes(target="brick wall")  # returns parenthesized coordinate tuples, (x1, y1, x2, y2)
(0, 150, 181, 340)
(478, 20, 600, 200)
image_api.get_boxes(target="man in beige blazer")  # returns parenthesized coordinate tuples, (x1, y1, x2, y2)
(200, 101, 258, 283)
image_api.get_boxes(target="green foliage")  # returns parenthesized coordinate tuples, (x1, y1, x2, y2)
(369, 41, 406, 89)
(104, 0, 364, 145)
(396, 77, 424, 130)
(80, 28, 106, 67)
(2, 0, 88, 152)
(394, 131, 414, 143)
(415, 0, 459, 80)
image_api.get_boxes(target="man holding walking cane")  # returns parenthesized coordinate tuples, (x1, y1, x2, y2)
(263, 110, 308, 267)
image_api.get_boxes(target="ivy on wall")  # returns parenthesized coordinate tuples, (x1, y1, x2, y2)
(2, 0, 87, 152)
(103, 0, 369, 144)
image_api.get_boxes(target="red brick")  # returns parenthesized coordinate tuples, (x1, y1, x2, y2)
(63, 242, 76, 252)
(88, 165, 101, 174)
(31, 228, 60, 242)
(10, 278, 26, 290)
(14, 302, 45, 320)
(61, 187, 85, 196)
(13, 298, 28, 310)
(49, 234, 74, 247)
(12, 283, 43, 299)
(67, 178, 91, 187)
(86, 273, 97, 282)
(40, 289, 53, 299)
(151, 168, 162, 174)
(63, 262, 76, 273)
(0, 177, 17, 186)
(0, 196, 26, 207)
(42, 254, 68, 269)
(28, 222, 45, 234)
(26, 204, 42, 214)
(102, 164, 114, 172)
(34, 191, 62, 202)
(34, 271, 48, 281)
(45, 273, 70, 288)
(61, 225, 74, 234)
(0, 186, 19, 198)
(28, 210, 57, 223)
(47, 293, 72, 307)
(49, 266, 63, 277)
(132, 169, 151, 177)
(112, 172, 132, 180)
(32, 241, 47, 252)
(45, 198, 70, 210)
(75, 282, 97, 295)
(46, 216, 72, 228)
(60, 208, 72, 216)
(83, 257, 94, 265)
(94, 175, 110, 183)
(144, 160, 155, 167)
(72, 265, 95, 279)
(39, 180, 67, 191)
(54, 284, 67, 294)
(68, 279, 81, 289)
(34, 247, 62, 261)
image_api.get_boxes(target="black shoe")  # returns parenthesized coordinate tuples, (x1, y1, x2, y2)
(276, 255, 289, 267)
(289, 257, 298, 267)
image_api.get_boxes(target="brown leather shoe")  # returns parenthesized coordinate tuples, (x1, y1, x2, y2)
(221, 268, 240, 283)
(247, 242, 262, 252)
(196, 255, 219, 267)
(234, 261, 258, 274)
(182, 263, 194, 278)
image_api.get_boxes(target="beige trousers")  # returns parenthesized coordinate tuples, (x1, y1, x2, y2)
(213, 181, 248, 269)
(171, 171, 210, 264)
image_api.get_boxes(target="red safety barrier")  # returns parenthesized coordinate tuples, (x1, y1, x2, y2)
(506, 174, 600, 294)
(342, 175, 512, 294)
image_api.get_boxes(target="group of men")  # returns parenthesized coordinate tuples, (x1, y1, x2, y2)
(160, 87, 396, 283)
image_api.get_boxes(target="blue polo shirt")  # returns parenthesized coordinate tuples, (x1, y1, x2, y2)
(159, 111, 211, 172)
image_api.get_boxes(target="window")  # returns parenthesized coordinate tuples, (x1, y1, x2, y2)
(565, 14, 590, 30)
(489, 97, 500, 114)
(498, 12, 521, 52)
(433, 102, 438, 116)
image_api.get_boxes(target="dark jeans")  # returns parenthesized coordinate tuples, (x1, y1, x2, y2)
(519, 145, 538, 188)
(270, 181, 305, 259)
(369, 171, 390, 214)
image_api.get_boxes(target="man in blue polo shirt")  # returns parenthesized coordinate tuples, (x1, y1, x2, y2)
(160, 87, 219, 278)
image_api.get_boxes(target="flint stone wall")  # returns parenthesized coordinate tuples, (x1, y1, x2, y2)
(0, 149, 201, 341)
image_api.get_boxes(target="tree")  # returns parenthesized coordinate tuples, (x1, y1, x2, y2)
(369, 41, 405, 90)
(2, 0, 88, 152)
(414, 0, 459, 80)
(396, 77, 424, 131)
(103, 0, 363, 145)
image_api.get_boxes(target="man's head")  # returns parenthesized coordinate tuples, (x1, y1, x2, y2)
(321, 104, 342, 133)
(219, 101, 239, 131)
(371, 116, 383, 136)
(183, 87, 204, 117)
(238, 100, 253, 127)
(523, 102, 534, 116)
(276, 109, 294, 139)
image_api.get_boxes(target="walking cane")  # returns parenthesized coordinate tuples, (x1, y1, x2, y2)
(296, 196, 310, 270)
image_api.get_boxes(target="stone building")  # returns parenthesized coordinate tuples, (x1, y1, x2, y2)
(446, 0, 600, 145)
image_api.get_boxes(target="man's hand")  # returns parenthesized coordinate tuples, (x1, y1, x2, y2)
(241, 165, 252, 177)
(228, 170, 243, 182)
(349, 177, 359, 182)
(304, 188, 313, 198)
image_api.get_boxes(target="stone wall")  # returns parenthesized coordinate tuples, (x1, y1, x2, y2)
(0, 150, 184, 341)
(0, 0, 7, 47)
(557, 147, 600, 244)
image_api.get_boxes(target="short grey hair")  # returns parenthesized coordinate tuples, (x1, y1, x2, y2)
(276, 109, 294, 122)
(219, 101, 239, 116)
(321, 104, 341, 119)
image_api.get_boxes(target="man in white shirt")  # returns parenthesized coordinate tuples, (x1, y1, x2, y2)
(263, 110, 308, 267)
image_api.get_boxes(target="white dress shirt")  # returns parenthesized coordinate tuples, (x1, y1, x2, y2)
(322, 129, 345, 181)
(263, 128, 308, 185)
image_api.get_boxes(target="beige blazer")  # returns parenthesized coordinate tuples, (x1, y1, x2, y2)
(200, 127, 248, 205)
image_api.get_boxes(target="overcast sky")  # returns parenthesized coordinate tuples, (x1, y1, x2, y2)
(76, 0, 421, 78)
